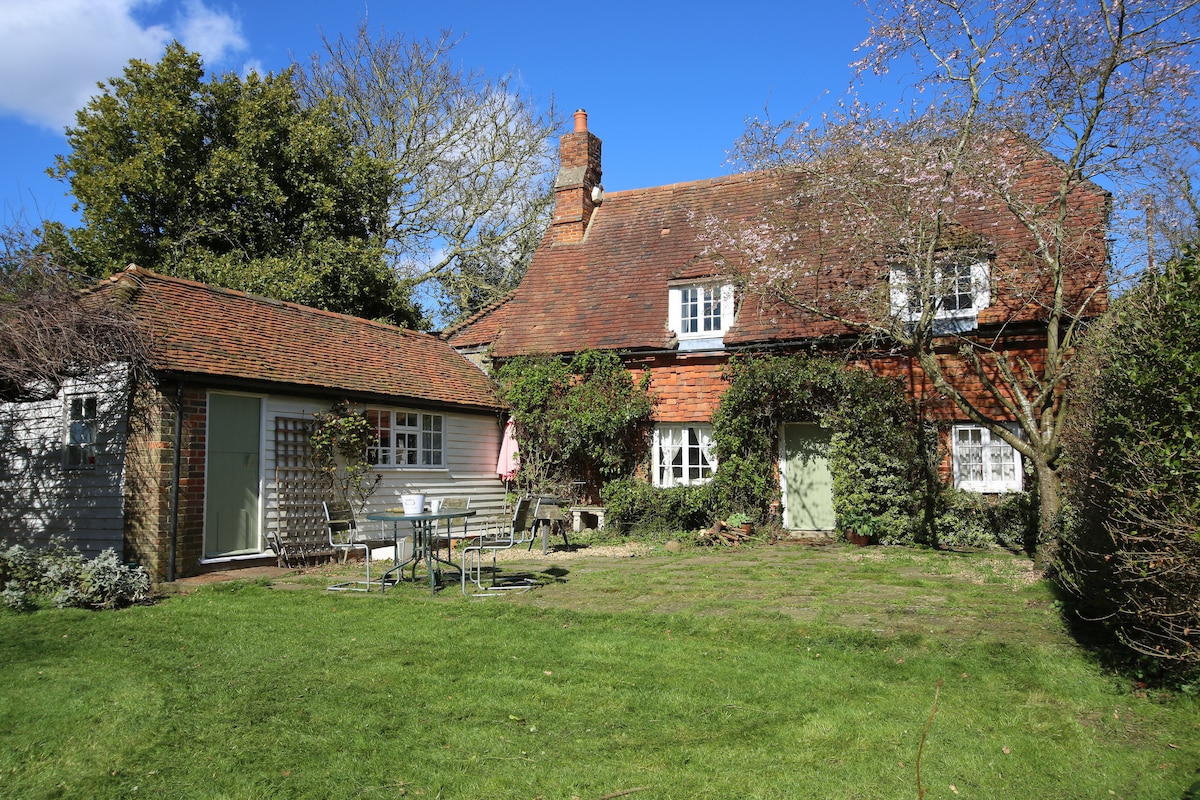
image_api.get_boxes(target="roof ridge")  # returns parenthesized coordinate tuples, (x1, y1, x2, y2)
(438, 290, 517, 339)
(114, 264, 434, 340)
(605, 170, 769, 199)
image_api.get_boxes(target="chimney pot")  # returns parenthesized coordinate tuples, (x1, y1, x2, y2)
(573, 109, 588, 133)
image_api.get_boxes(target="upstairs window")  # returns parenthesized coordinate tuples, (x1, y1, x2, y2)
(890, 261, 990, 332)
(64, 394, 98, 469)
(952, 424, 1022, 493)
(366, 409, 445, 468)
(668, 284, 734, 350)
(654, 424, 715, 487)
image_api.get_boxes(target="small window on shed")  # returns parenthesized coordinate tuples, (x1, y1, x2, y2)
(64, 394, 98, 469)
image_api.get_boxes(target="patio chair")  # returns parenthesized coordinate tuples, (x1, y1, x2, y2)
(323, 501, 399, 592)
(461, 496, 537, 595)
(427, 496, 471, 562)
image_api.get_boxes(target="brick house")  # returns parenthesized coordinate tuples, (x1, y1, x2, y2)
(0, 267, 507, 581)
(446, 111, 1109, 531)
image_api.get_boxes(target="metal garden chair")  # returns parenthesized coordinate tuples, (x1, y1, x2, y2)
(461, 496, 537, 595)
(323, 500, 399, 592)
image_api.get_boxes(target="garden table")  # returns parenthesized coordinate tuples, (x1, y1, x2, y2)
(366, 509, 476, 595)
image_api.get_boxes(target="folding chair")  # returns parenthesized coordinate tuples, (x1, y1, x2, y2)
(323, 501, 398, 592)
(461, 496, 537, 595)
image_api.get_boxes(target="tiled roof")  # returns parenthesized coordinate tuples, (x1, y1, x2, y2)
(447, 151, 1108, 359)
(98, 267, 501, 411)
(449, 172, 828, 357)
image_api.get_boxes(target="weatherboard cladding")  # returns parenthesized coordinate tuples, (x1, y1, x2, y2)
(106, 267, 500, 411)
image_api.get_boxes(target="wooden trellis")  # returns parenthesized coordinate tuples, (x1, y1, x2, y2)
(269, 416, 334, 567)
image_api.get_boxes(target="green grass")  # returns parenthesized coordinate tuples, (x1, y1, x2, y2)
(1, 544, 1197, 799)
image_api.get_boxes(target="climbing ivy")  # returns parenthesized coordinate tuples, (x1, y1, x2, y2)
(710, 354, 929, 544)
(495, 350, 655, 500)
(309, 400, 381, 511)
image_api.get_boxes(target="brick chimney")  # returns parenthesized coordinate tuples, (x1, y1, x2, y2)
(550, 109, 602, 245)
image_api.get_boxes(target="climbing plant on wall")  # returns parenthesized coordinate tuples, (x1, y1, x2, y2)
(309, 400, 381, 511)
(496, 350, 655, 500)
(710, 353, 929, 544)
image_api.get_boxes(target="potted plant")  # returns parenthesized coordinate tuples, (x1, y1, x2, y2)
(725, 512, 754, 535)
(839, 512, 876, 547)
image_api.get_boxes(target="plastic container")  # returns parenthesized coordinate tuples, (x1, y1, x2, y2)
(400, 493, 426, 515)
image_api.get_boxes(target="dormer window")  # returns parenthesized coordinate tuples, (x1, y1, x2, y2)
(889, 261, 990, 333)
(669, 284, 734, 351)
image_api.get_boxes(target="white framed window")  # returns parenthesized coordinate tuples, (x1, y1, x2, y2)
(890, 261, 990, 332)
(64, 394, 98, 469)
(654, 424, 716, 487)
(365, 409, 445, 468)
(668, 284, 735, 350)
(952, 424, 1022, 493)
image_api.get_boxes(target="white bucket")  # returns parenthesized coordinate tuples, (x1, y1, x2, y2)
(400, 493, 426, 515)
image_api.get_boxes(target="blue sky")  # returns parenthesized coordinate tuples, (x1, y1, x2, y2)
(0, 0, 880, 231)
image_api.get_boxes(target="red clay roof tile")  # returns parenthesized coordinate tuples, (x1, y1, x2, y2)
(101, 267, 500, 411)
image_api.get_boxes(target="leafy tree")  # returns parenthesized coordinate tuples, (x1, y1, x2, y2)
(295, 23, 558, 324)
(47, 43, 420, 326)
(1058, 249, 1200, 673)
(712, 0, 1199, 550)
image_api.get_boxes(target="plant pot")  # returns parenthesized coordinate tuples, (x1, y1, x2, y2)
(846, 531, 871, 547)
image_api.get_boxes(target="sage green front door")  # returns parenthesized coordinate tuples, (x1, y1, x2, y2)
(205, 393, 262, 557)
(782, 423, 835, 531)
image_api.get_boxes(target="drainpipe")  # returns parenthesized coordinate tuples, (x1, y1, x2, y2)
(167, 380, 183, 582)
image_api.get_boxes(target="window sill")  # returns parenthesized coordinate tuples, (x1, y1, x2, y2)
(676, 335, 726, 352)
(955, 482, 1022, 494)
(369, 466, 450, 472)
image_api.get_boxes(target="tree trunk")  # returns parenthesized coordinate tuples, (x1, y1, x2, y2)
(1034, 459, 1062, 567)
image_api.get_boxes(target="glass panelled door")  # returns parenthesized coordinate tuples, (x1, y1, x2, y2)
(205, 393, 263, 557)
(782, 423, 836, 531)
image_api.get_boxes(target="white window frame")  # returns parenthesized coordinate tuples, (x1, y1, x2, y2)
(668, 284, 735, 350)
(952, 424, 1022, 493)
(365, 408, 445, 469)
(889, 261, 990, 331)
(63, 393, 98, 469)
(653, 424, 716, 487)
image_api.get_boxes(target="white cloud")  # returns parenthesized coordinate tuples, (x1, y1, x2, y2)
(0, 0, 246, 131)
(176, 0, 245, 62)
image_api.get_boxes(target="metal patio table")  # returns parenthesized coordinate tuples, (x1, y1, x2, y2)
(366, 509, 476, 595)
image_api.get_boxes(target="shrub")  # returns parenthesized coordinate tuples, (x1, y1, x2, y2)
(1058, 250, 1200, 673)
(1, 539, 151, 611)
(601, 478, 714, 537)
(496, 351, 654, 500)
(935, 489, 1035, 551)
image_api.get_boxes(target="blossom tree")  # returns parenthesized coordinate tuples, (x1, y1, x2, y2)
(709, 0, 1200, 550)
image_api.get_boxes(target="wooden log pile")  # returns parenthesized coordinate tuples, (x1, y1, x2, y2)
(696, 521, 753, 547)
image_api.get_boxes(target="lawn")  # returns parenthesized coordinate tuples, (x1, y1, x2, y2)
(1, 541, 1197, 799)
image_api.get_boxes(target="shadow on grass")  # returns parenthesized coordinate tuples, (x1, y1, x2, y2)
(1047, 579, 1198, 691)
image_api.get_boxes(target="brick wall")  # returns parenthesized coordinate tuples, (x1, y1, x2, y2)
(123, 381, 208, 582)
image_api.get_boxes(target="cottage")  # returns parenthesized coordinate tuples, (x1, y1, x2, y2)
(446, 110, 1109, 532)
(0, 267, 507, 581)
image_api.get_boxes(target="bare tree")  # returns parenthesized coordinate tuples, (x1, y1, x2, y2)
(710, 0, 1200, 549)
(0, 223, 147, 403)
(295, 23, 559, 323)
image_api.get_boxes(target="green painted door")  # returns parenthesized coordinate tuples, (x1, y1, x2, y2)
(205, 393, 262, 557)
(783, 423, 835, 531)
